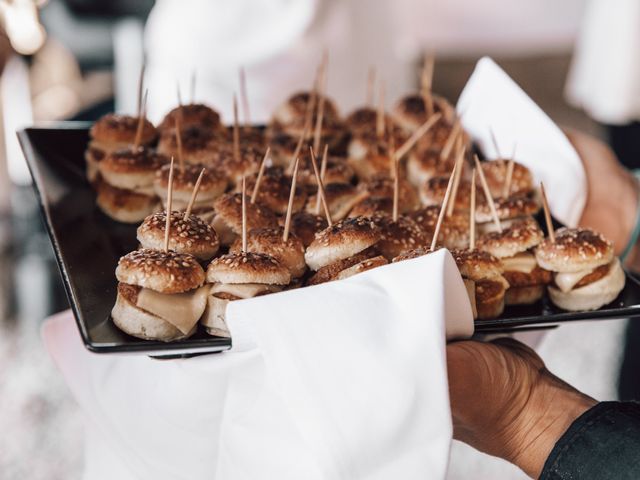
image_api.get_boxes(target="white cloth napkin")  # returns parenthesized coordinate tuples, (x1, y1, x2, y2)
(457, 57, 587, 227)
(43, 249, 473, 480)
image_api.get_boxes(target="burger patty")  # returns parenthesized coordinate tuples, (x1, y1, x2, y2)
(118, 282, 141, 304)
(503, 266, 552, 288)
(573, 264, 611, 289)
(475, 280, 506, 303)
(306, 246, 379, 286)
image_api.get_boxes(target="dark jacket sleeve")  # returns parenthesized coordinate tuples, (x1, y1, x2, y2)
(541, 402, 640, 480)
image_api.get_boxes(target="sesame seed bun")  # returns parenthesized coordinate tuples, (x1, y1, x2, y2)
(450, 248, 505, 282)
(116, 249, 205, 294)
(476, 218, 544, 259)
(304, 216, 381, 271)
(287, 211, 328, 247)
(90, 113, 157, 145)
(229, 227, 306, 278)
(206, 251, 291, 285)
(358, 176, 420, 213)
(481, 159, 534, 197)
(374, 215, 428, 260)
(301, 158, 354, 187)
(211, 192, 278, 245)
(306, 246, 379, 285)
(95, 181, 160, 224)
(334, 255, 388, 281)
(271, 92, 342, 137)
(243, 167, 307, 215)
(409, 206, 469, 250)
(420, 176, 471, 211)
(156, 125, 219, 165)
(392, 247, 432, 263)
(475, 279, 506, 320)
(349, 197, 394, 218)
(137, 211, 220, 260)
(548, 258, 625, 311)
(347, 152, 395, 181)
(392, 94, 455, 135)
(505, 285, 545, 306)
(535, 227, 614, 273)
(212, 145, 263, 188)
(158, 104, 223, 133)
(153, 163, 228, 210)
(112, 289, 196, 341)
(267, 131, 306, 167)
(306, 183, 369, 221)
(475, 193, 540, 223)
(98, 147, 167, 190)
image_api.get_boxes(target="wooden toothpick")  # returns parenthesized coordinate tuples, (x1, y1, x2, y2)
(133, 89, 148, 150)
(430, 161, 458, 252)
(176, 83, 183, 107)
(376, 81, 386, 140)
(174, 114, 185, 172)
(251, 147, 270, 204)
(313, 61, 327, 154)
(394, 113, 442, 162)
(489, 128, 502, 158)
(474, 155, 502, 233)
(502, 159, 515, 198)
(241, 176, 247, 253)
(446, 146, 466, 217)
(469, 168, 476, 250)
(136, 64, 145, 118)
(421, 53, 435, 118)
(283, 157, 300, 242)
(440, 120, 461, 161)
(184, 168, 206, 220)
(366, 66, 376, 106)
(233, 94, 240, 163)
(309, 146, 332, 226)
(315, 144, 329, 214)
(164, 158, 175, 252)
(239, 67, 251, 127)
(540, 182, 555, 243)
(288, 124, 310, 173)
(392, 156, 399, 222)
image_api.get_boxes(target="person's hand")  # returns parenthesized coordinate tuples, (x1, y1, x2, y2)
(564, 129, 639, 260)
(447, 338, 596, 478)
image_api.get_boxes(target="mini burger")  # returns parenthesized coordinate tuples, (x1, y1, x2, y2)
(212, 144, 264, 188)
(300, 157, 354, 188)
(475, 192, 541, 234)
(476, 218, 552, 305)
(481, 159, 534, 198)
(156, 124, 220, 166)
(358, 175, 421, 213)
(112, 249, 208, 341)
(450, 248, 510, 320)
(211, 192, 278, 246)
(535, 228, 625, 311)
(349, 197, 394, 218)
(420, 175, 471, 212)
(230, 227, 306, 279)
(305, 216, 385, 285)
(202, 252, 291, 337)
(154, 164, 227, 220)
(86, 113, 157, 184)
(287, 211, 328, 247)
(137, 211, 220, 261)
(158, 103, 223, 133)
(407, 147, 455, 188)
(243, 166, 308, 215)
(372, 214, 428, 261)
(271, 91, 343, 140)
(392, 94, 455, 136)
(305, 182, 369, 221)
(96, 147, 167, 223)
(409, 206, 469, 250)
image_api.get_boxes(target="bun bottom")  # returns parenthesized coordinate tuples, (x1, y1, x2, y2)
(505, 285, 545, 306)
(96, 182, 159, 223)
(548, 258, 625, 311)
(112, 292, 196, 341)
(476, 281, 506, 320)
(462, 278, 478, 319)
(200, 295, 231, 337)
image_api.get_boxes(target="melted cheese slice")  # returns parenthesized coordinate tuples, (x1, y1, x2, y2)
(502, 252, 537, 274)
(211, 283, 282, 299)
(137, 286, 209, 334)
(554, 269, 593, 293)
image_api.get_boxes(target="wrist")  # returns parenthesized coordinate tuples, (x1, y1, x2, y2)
(507, 380, 596, 478)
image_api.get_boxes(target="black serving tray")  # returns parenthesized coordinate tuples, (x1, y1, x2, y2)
(17, 123, 640, 354)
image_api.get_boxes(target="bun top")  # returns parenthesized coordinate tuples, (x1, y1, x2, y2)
(100, 147, 167, 174)
(476, 218, 544, 258)
(475, 193, 540, 223)
(392, 247, 432, 263)
(374, 215, 429, 260)
(137, 211, 220, 260)
(90, 114, 157, 145)
(157, 124, 219, 157)
(535, 227, 614, 273)
(158, 104, 222, 132)
(116, 248, 205, 293)
(450, 248, 504, 281)
(358, 175, 420, 212)
(213, 192, 278, 233)
(272, 92, 341, 132)
(207, 251, 291, 285)
(422, 176, 471, 211)
(349, 197, 394, 218)
(229, 226, 306, 278)
(288, 211, 329, 247)
(212, 145, 263, 185)
(392, 94, 455, 137)
(408, 146, 455, 175)
(481, 160, 534, 197)
(305, 216, 381, 271)
(154, 163, 227, 194)
(244, 167, 307, 214)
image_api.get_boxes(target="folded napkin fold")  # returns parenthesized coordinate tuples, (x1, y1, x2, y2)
(457, 57, 587, 227)
(44, 249, 473, 480)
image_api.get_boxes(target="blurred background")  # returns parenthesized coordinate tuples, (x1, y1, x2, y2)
(1, 0, 637, 478)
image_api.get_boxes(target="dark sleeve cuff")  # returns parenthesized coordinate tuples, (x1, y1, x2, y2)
(541, 401, 640, 480)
